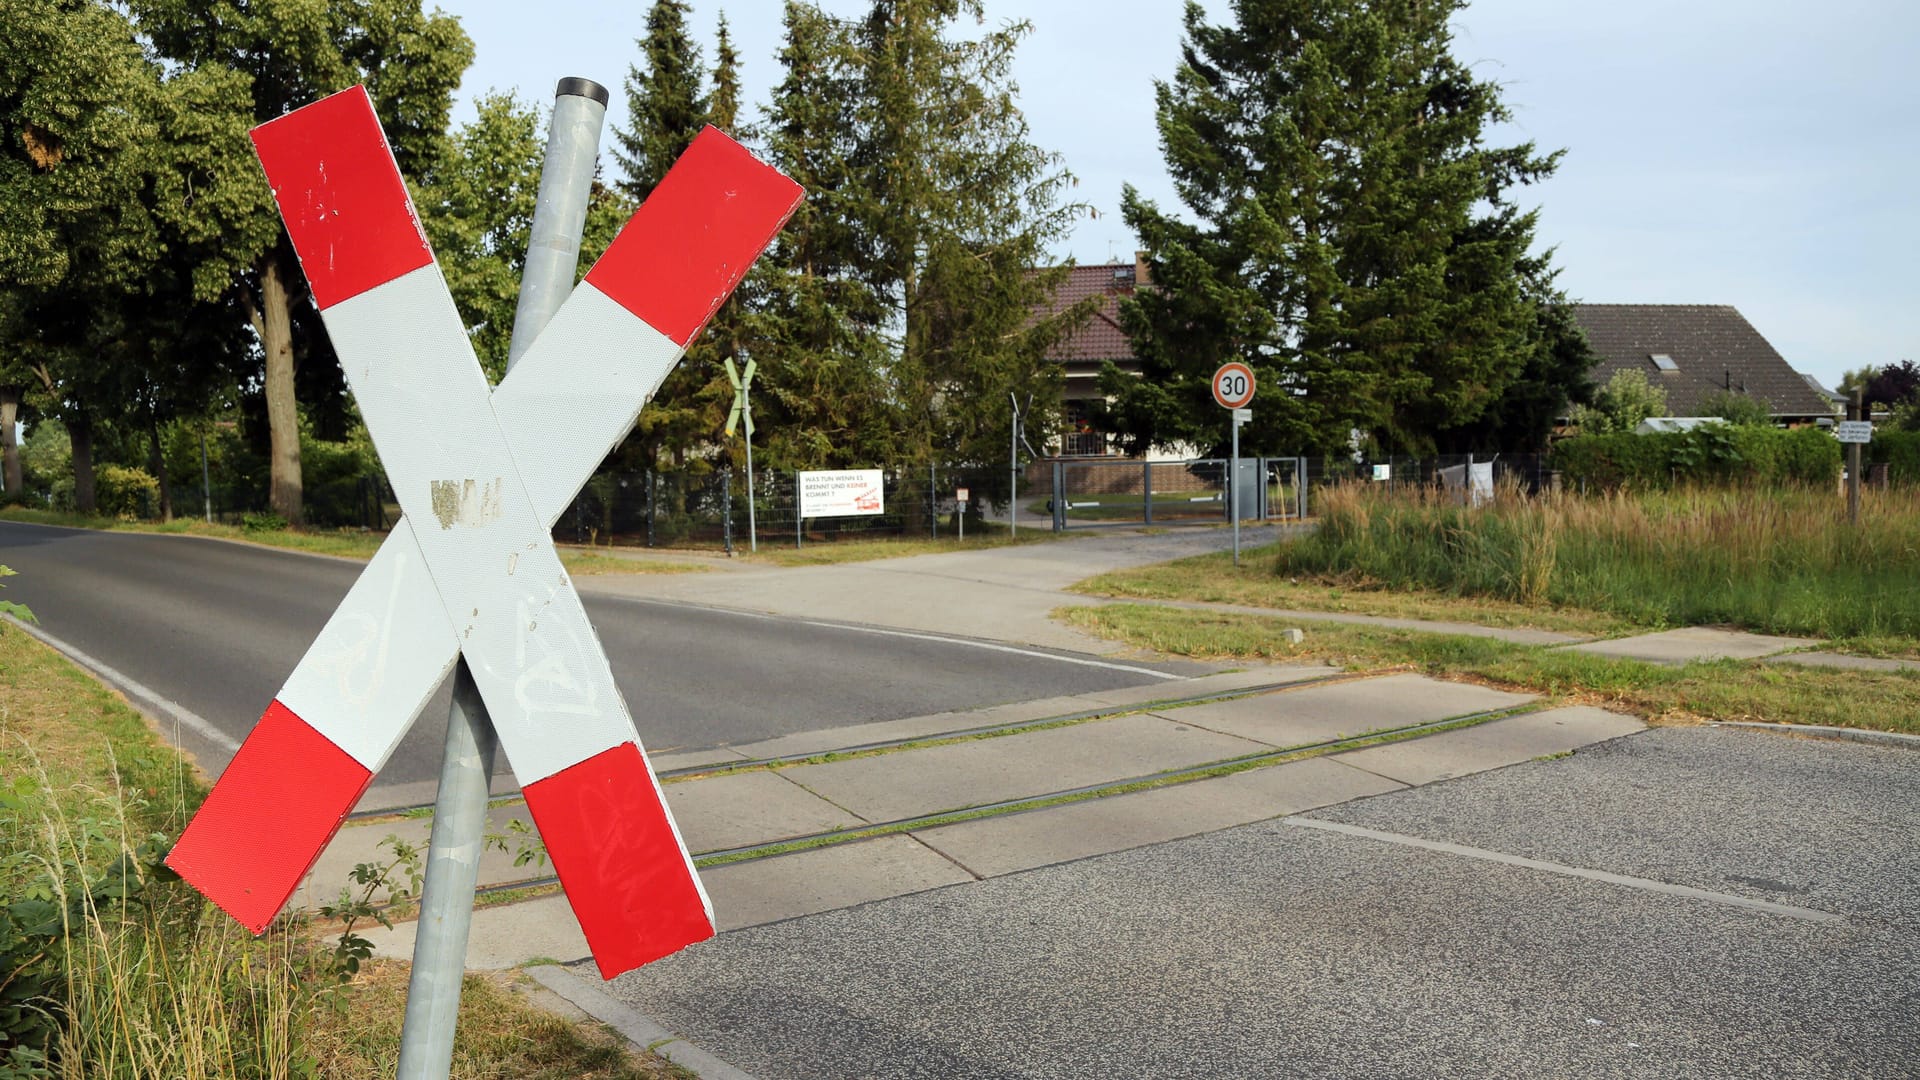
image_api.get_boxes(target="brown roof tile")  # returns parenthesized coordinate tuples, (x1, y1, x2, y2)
(1572, 304, 1835, 419)
(1034, 263, 1144, 363)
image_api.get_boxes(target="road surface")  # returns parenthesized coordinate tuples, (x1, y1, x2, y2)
(0, 520, 1201, 809)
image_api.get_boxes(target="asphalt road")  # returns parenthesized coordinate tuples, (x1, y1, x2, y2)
(0, 521, 1200, 808)
(606, 726, 1920, 1078)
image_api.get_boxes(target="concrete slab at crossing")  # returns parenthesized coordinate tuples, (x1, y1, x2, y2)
(663, 769, 868, 852)
(1334, 705, 1646, 786)
(1172, 673, 1536, 747)
(915, 756, 1406, 878)
(702, 835, 976, 931)
(779, 713, 1270, 823)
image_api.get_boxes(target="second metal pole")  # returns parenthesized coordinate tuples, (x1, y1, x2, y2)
(1230, 418, 1241, 567)
(396, 76, 608, 1080)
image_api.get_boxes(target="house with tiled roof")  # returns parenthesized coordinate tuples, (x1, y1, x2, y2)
(1571, 304, 1838, 423)
(1031, 257, 1151, 456)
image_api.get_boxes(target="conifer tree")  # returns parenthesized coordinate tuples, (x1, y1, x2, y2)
(848, 0, 1091, 475)
(613, 0, 707, 203)
(742, 1, 901, 470)
(1111, 0, 1583, 457)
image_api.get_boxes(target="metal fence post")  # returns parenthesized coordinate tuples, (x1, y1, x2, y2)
(646, 470, 657, 548)
(1052, 460, 1066, 532)
(723, 469, 733, 555)
(397, 76, 608, 1080)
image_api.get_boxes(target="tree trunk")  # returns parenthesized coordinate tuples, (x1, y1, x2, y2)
(0, 385, 21, 502)
(147, 411, 173, 521)
(259, 251, 304, 526)
(71, 410, 96, 515)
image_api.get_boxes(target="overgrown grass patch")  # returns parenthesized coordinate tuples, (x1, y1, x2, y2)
(1071, 544, 1629, 636)
(1279, 483, 1920, 641)
(0, 623, 680, 1077)
(1058, 604, 1920, 736)
(305, 962, 688, 1079)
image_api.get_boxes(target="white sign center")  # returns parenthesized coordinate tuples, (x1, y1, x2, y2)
(800, 469, 886, 517)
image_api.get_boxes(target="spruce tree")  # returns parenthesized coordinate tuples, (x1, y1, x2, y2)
(1113, 0, 1581, 457)
(849, 0, 1092, 475)
(742, 1, 901, 470)
(613, 0, 708, 203)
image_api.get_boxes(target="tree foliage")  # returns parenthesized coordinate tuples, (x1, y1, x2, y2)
(124, 0, 471, 523)
(417, 92, 544, 383)
(1106, 0, 1585, 458)
(1569, 369, 1667, 435)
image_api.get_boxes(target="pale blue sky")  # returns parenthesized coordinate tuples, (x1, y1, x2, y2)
(440, 0, 1918, 390)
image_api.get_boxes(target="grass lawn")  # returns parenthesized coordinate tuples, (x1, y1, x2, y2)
(1058, 604, 1920, 737)
(0, 506, 712, 575)
(0, 621, 684, 1078)
(743, 526, 1065, 566)
(1071, 543, 1632, 638)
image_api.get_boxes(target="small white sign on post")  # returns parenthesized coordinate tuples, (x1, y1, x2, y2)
(1372, 464, 1392, 481)
(1231, 408, 1252, 425)
(955, 487, 970, 503)
(800, 469, 885, 518)
(1835, 421, 1873, 444)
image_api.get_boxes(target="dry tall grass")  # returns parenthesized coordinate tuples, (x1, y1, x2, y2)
(1282, 482, 1920, 638)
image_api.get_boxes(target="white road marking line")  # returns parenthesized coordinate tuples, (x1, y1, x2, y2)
(1285, 816, 1844, 924)
(597, 595, 1185, 679)
(3, 615, 242, 753)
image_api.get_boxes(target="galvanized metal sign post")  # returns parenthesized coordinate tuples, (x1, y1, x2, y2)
(162, 83, 802, 1067)
(1212, 363, 1256, 566)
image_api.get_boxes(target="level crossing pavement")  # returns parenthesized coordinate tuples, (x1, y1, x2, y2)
(329, 529, 1917, 1077)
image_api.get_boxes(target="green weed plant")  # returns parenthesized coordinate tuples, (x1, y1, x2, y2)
(1281, 482, 1920, 639)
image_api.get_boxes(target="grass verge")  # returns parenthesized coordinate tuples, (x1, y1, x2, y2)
(0, 621, 681, 1077)
(305, 962, 689, 1079)
(742, 527, 1061, 566)
(0, 507, 711, 575)
(1281, 483, 1920, 643)
(1057, 604, 1920, 736)
(1, 505, 386, 560)
(1071, 543, 1630, 637)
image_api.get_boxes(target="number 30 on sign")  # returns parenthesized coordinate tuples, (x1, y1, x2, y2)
(1205, 363, 1251, 409)
(1212, 362, 1256, 410)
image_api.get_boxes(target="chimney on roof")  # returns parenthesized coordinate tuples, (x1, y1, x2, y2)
(1134, 251, 1151, 288)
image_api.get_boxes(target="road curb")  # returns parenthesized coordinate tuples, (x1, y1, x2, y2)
(525, 963, 756, 1080)
(1711, 720, 1920, 752)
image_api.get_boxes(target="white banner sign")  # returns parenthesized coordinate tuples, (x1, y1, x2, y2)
(1834, 420, 1873, 444)
(800, 469, 885, 517)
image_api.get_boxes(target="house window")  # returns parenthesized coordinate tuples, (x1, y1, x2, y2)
(1061, 401, 1110, 457)
(1650, 353, 1678, 372)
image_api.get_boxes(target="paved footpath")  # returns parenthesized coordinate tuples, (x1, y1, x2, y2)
(332, 528, 1918, 1077)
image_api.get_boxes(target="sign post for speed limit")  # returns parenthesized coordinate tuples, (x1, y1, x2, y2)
(1212, 363, 1256, 565)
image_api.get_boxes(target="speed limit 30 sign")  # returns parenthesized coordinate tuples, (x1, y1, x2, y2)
(1212, 362, 1256, 410)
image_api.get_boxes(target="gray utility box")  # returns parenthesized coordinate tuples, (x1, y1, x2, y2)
(1233, 459, 1262, 519)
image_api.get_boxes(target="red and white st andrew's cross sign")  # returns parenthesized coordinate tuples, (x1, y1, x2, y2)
(164, 86, 802, 979)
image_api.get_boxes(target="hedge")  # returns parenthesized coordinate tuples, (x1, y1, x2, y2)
(1870, 429, 1920, 485)
(1550, 426, 1842, 489)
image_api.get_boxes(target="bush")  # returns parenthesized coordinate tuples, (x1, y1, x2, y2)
(1871, 430, 1920, 485)
(1551, 426, 1840, 489)
(92, 464, 160, 520)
